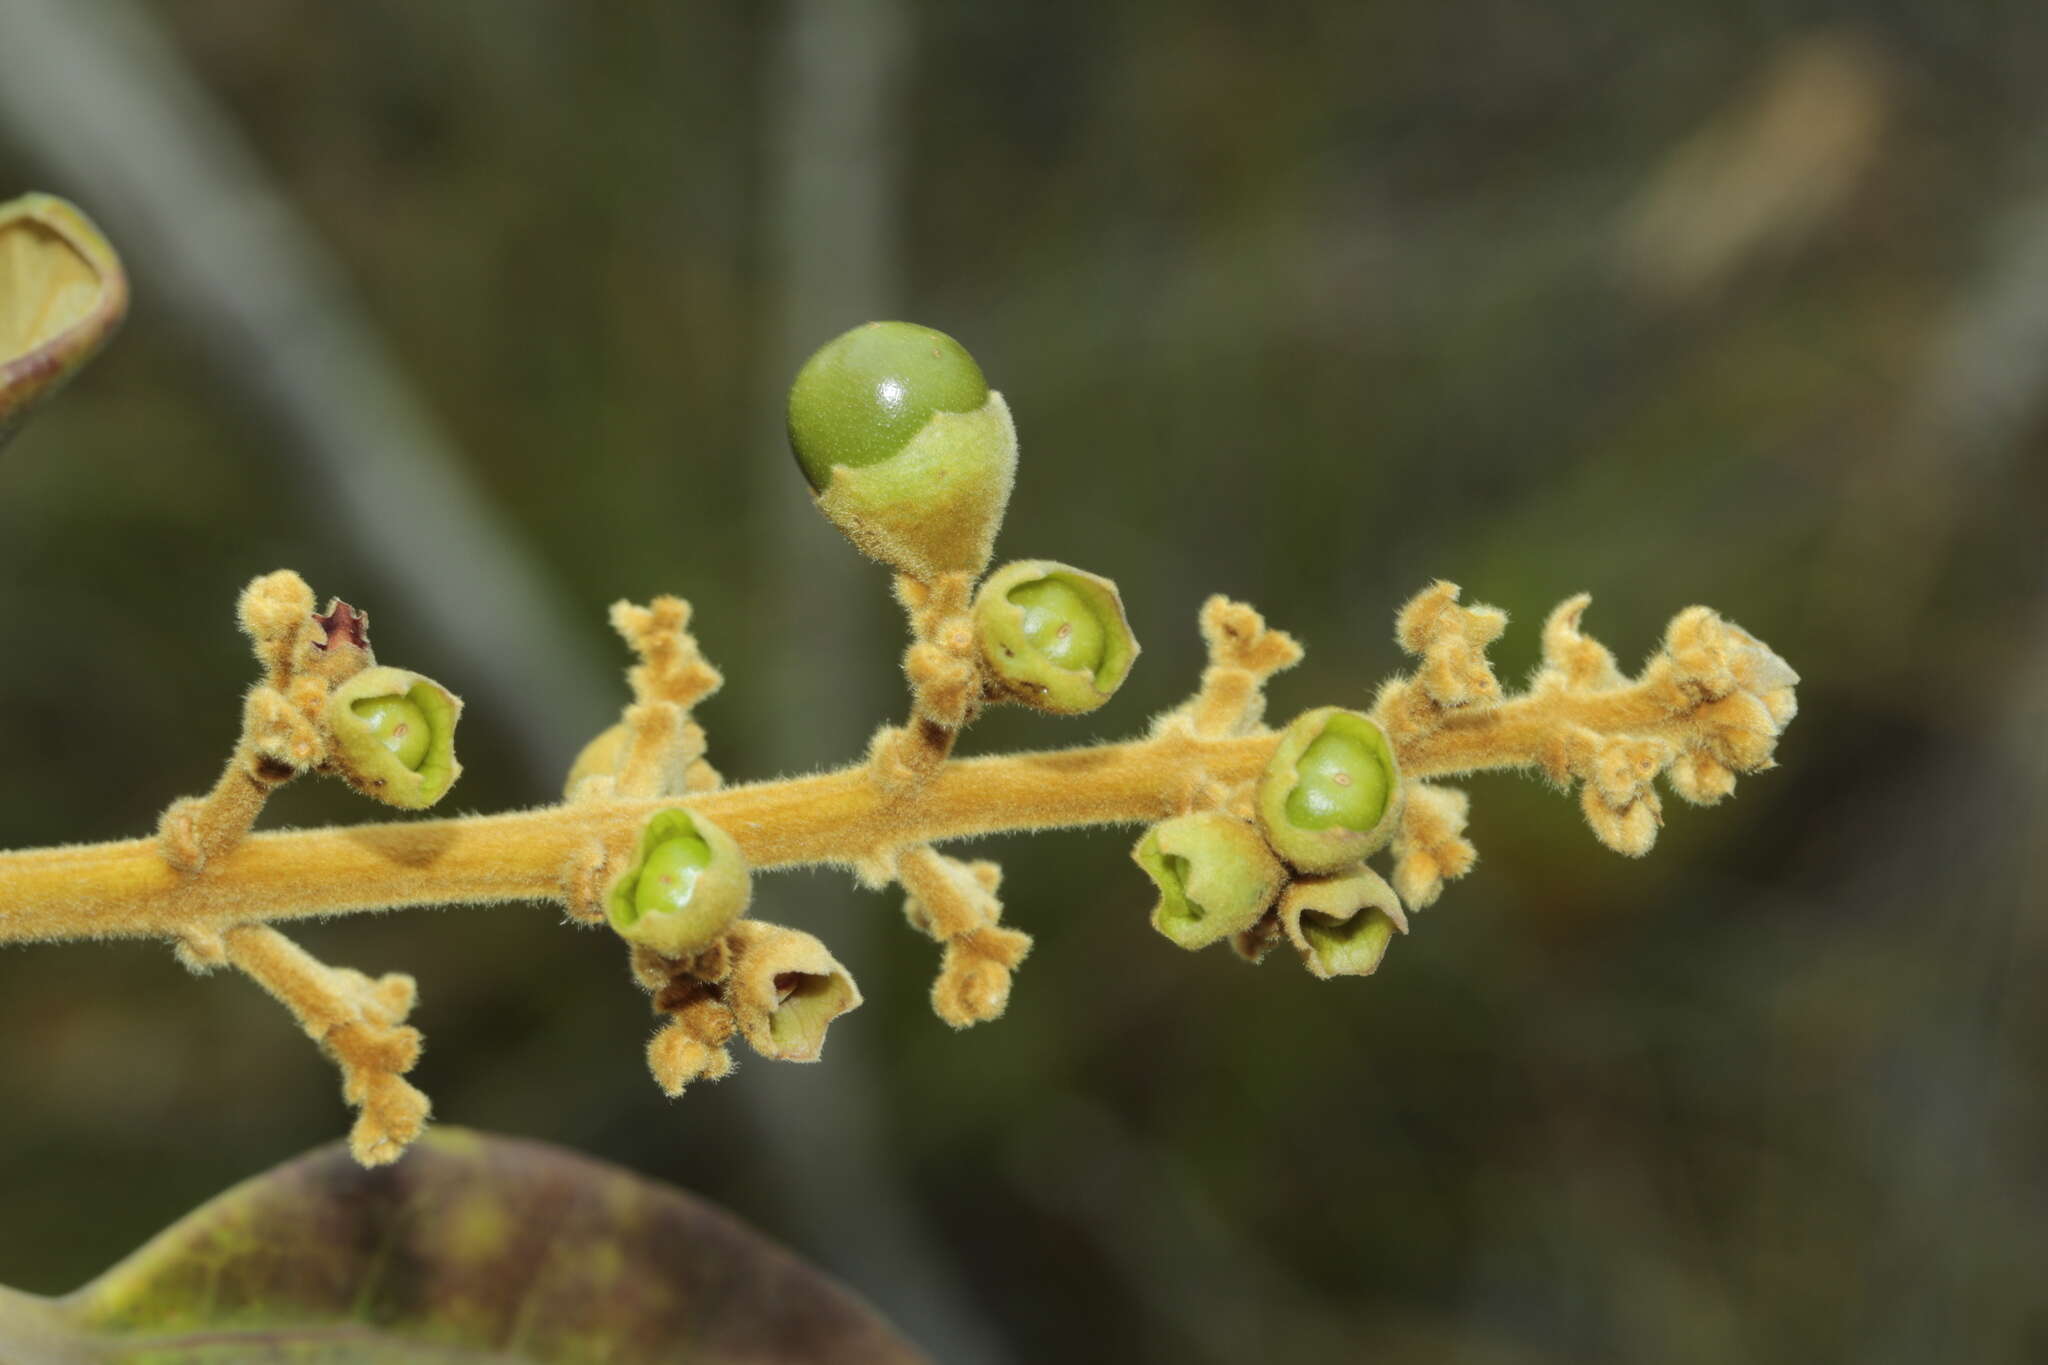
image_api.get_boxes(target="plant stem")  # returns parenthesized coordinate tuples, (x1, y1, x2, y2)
(0, 665, 1734, 949)
(0, 731, 1275, 947)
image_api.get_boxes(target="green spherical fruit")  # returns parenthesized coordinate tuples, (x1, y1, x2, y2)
(632, 835, 714, 923)
(350, 695, 431, 771)
(1284, 728, 1390, 832)
(973, 560, 1140, 715)
(326, 667, 463, 810)
(1007, 577, 1107, 674)
(607, 809, 752, 958)
(786, 321, 989, 490)
(1255, 708, 1402, 873)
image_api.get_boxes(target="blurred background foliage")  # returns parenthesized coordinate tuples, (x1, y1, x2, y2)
(2, 2, 2044, 1361)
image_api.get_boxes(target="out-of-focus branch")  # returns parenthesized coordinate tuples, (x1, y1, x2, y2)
(745, 3, 1009, 1362)
(1616, 33, 1892, 308)
(0, 0, 611, 782)
(1822, 176, 2048, 641)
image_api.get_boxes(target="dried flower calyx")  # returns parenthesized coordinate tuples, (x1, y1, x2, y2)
(1276, 867, 1406, 980)
(0, 193, 128, 450)
(1134, 811, 1286, 951)
(724, 921, 862, 1063)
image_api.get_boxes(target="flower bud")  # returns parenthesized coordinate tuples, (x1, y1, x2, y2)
(786, 321, 1017, 580)
(1277, 867, 1407, 980)
(1257, 708, 1402, 873)
(0, 194, 128, 450)
(724, 921, 862, 1062)
(1133, 811, 1285, 951)
(647, 1012, 735, 1098)
(564, 722, 628, 798)
(606, 809, 751, 959)
(974, 560, 1139, 714)
(325, 666, 462, 809)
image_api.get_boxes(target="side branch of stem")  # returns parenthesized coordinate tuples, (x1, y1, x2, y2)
(1398, 686, 1690, 781)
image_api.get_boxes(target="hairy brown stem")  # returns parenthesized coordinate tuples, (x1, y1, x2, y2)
(0, 730, 1272, 946)
(1399, 685, 1699, 779)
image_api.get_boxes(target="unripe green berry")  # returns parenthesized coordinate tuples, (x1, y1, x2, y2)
(608, 809, 751, 959)
(975, 560, 1140, 715)
(1285, 727, 1389, 832)
(1256, 708, 1402, 873)
(326, 666, 462, 810)
(349, 695, 431, 771)
(788, 321, 1017, 580)
(563, 722, 628, 799)
(1008, 578, 1106, 674)
(786, 321, 988, 491)
(633, 833, 713, 921)
(1133, 811, 1285, 951)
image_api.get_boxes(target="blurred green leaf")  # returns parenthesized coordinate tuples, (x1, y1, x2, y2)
(0, 1129, 926, 1363)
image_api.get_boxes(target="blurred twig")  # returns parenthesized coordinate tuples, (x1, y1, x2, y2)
(0, 0, 611, 783)
(1815, 146, 2048, 1351)
(741, 2, 1009, 1361)
(1820, 177, 2048, 642)
(1830, 611, 2045, 1364)
(1617, 32, 1893, 309)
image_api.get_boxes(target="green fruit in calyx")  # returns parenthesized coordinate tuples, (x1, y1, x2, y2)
(786, 321, 989, 490)
(1009, 578, 1105, 673)
(633, 832, 714, 922)
(326, 666, 463, 810)
(1286, 727, 1388, 831)
(973, 560, 1139, 715)
(350, 695, 431, 770)
(785, 321, 1017, 581)
(607, 808, 752, 959)
(1256, 708, 1402, 873)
